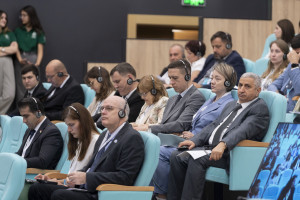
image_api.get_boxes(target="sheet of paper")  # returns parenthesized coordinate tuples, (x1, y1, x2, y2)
(187, 150, 211, 160)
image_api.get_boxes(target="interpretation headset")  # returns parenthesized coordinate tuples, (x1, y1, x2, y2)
(150, 75, 157, 95)
(225, 33, 232, 49)
(219, 62, 236, 88)
(69, 105, 80, 118)
(118, 101, 128, 118)
(196, 41, 202, 57)
(97, 66, 103, 83)
(57, 72, 64, 77)
(31, 97, 42, 118)
(179, 60, 191, 81)
(127, 78, 140, 85)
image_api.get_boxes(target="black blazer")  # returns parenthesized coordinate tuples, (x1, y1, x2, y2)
(42, 76, 84, 120)
(16, 118, 64, 169)
(81, 122, 145, 193)
(9, 82, 47, 116)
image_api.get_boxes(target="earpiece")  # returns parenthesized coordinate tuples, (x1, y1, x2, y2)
(150, 75, 157, 95)
(31, 97, 41, 118)
(97, 67, 103, 83)
(36, 75, 39, 81)
(225, 33, 232, 49)
(283, 54, 287, 60)
(118, 102, 127, 118)
(224, 80, 231, 87)
(57, 72, 64, 77)
(179, 60, 191, 81)
(127, 78, 140, 85)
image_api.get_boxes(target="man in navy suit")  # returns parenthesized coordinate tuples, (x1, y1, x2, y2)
(42, 59, 84, 121)
(16, 97, 63, 169)
(193, 31, 245, 88)
(28, 96, 145, 200)
(168, 73, 270, 200)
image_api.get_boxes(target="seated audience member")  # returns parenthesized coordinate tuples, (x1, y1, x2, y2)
(185, 40, 206, 81)
(34, 103, 99, 184)
(268, 34, 300, 112)
(134, 59, 205, 134)
(159, 44, 185, 87)
(109, 62, 144, 122)
(42, 59, 84, 120)
(9, 64, 47, 116)
(168, 73, 270, 200)
(16, 97, 63, 169)
(131, 75, 169, 127)
(84, 66, 115, 117)
(274, 19, 295, 49)
(151, 63, 236, 199)
(193, 31, 245, 88)
(261, 39, 289, 90)
(28, 96, 145, 200)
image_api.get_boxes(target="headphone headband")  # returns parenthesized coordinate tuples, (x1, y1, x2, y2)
(97, 66, 103, 83)
(179, 60, 191, 81)
(69, 105, 80, 117)
(150, 75, 157, 95)
(31, 97, 42, 118)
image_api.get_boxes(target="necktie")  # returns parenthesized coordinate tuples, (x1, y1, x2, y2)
(212, 103, 242, 146)
(28, 129, 36, 140)
(26, 92, 32, 98)
(171, 95, 182, 110)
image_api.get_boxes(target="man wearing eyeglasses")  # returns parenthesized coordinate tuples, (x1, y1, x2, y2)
(41, 59, 84, 120)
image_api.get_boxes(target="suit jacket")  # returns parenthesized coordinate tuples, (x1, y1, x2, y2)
(135, 96, 168, 125)
(268, 64, 300, 112)
(42, 76, 84, 120)
(190, 93, 234, 135)
(150, 85, 205, 134)
(191, 98, 270, 151)
(16, 118, 63, 169)
(81, 122, 145, 193)
(193, 51, 245, 86)
(115, 90, 145, 123)
(9, 82, 47, 116)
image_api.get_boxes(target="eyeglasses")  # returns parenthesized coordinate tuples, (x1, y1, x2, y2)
(88, 80, 94, 87)
(100, 105, 122, 112)
(138, 91, 149, 97)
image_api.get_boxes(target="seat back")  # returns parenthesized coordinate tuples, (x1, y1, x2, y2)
(262, 184, 280, 199)
(134, 131, 160, 186)
(243, 58, 255, 73)
(0, 115, 11, 151)
(166, 88, 177, 97)
(257, 169, 270, 187)
(42, 82, 51, 90)
(293, 184, 300, 199)
(253, 58, 269, 76)
(54, 122, 69, 172)
(198, 88, 215, 100)
(0, 153, 27, 199)
(278, 169, 293, 188)
(261, 33, 276, 58)
(80, 84, 96, 108)
(0, 116, 27, 153)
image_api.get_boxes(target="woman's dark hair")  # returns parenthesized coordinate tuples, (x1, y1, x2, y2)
(84, 66, 115, 101)
(62, 103, 99, 161)
(21, 5, 44, 34)
(185, 40, 206, 57)
(277, 19, 295, 44)
(0, 10, 9, 33)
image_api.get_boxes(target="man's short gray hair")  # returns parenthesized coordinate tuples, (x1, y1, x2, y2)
(240, 72, 261, 88)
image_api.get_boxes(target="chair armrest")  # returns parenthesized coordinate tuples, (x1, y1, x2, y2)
(96, 184, 154, 192)
(44, 172, 68, 179)
(26, 168, 60, 174)
(236, 140, 269, 147)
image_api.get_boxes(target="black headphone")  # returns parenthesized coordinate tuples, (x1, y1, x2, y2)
(31, 97, 42, 118)
(283, 53, 288, 60)
(196, 41, 202, 57)
(127, 78, 140, 85)
(179, 60, 191, 81)
(219, 62, 235, 88)
(36, 75, 39, 81)
(57, 72, 64, 77)
(118, 101, 127, 118)
(225, 33, 232, 49)
(69, 105, 80, 118)
(97, 66, 103, 83)
(150, 75, 157, 95)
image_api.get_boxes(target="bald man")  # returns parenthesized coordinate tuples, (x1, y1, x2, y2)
(41, 59, 84, 120)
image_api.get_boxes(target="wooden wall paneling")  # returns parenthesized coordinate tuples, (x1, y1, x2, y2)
(87, 63, 118, 73)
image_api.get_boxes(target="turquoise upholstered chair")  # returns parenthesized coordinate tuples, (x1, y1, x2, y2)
(0, 116, 27, 153)
(243, 58, 255, 73)
(166, 88, 177, 97)
(253, 57, 269, 76)
(205, 90, 287, 191)
(0, 153, 27, 200)
(42, 82, 51, 90)
(80, 84, 96, 108)
(198, 88, 215, 100)
(96, 131, 160, 200)
(261, 33, 276, 59)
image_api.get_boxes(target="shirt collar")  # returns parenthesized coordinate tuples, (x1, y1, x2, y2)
(179, 84, 193, 98)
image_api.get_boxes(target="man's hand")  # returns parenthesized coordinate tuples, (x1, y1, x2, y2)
(209, 142, 226, 161)
(182, 131, 194, 139)
(34, 174, 49, 181)
(67, 172, 86, 185)
(132, 124, 148, 131)
(178, 140, 195, 150)
(288, 50, 300, 64)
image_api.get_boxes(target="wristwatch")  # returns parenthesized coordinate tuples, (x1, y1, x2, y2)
(1, 48, 5, 53)
(291, 63, 299, 68)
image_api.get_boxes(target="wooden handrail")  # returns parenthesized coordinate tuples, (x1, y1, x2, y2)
(96, 184, 154, 191)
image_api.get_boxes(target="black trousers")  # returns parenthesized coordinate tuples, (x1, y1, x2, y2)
(167, 150, 227, 200)
(28, 182, 97, 200)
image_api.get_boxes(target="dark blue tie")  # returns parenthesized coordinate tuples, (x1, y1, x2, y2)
(28, 130, 36, 140)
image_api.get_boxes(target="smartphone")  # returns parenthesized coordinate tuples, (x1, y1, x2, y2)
(177, 145, 189, 151)
(36, 179, 58, 185)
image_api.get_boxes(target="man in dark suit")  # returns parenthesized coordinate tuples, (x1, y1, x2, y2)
(28, 96, 145, 200)
(9, 64, 47, 116)
(42, 59, 84, 120)
(135, 59, 205, 134)
(167, 73, 270, 200)
(193, 31, 245, 88)
(16, 97, 63, 169)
